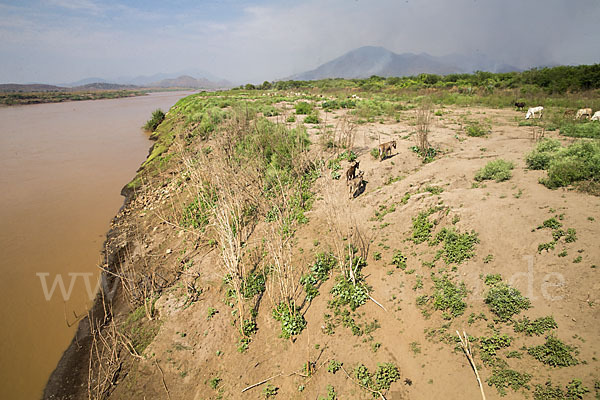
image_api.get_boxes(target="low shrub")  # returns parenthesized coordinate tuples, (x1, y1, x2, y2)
(485, 283, 531, 321)
(560, 121, 600, 138)
(475, 159, 514, 182)
(143, 109, 165, 132)
(528, 336, 579, 367)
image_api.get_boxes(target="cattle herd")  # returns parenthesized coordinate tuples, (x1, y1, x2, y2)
(516, 101, 600, 121)
(344, 103, 597, 198)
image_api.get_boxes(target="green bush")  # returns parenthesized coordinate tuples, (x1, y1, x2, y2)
(390, 250, 407, 270)
(560, 122, 600, 138)
(513, 316, 557, 336)
(475, 159, 514, 182)
(526, 138, 562, 170)
(531, 140, 600, 189)
(527, 336, 579, 367)
(144, 109, 166, 132)
(487, 368, 532, 396)
(465, 122, 489, 137)
(304, 114, 320, 124)
(485, 283, 531, 321)
(295, 101, 313, 114)
(272, 301, 307, 338)
(430, 227, 479, 264)
(431, 275, 468, 318)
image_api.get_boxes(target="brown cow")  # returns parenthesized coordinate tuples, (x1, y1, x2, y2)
(378, 140, 397, 161)
(348, 170, 365, 198)
(345, 161, 360, 184)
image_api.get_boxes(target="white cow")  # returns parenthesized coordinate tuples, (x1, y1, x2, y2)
(575, 108, 592, 120)
(591, 111, 600, 121)
(525, 106, 544, 119)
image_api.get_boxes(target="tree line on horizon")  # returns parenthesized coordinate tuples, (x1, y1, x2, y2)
(243, 63, 600, 94)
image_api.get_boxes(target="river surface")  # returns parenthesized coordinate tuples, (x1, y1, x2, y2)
(0, 91, 193, 399)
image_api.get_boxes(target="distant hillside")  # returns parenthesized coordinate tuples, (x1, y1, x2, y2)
(73, 82, 140, 91)
(290, 46, 520, 80)
(148, 75, 232, 89)
(0, 83, 67, 92)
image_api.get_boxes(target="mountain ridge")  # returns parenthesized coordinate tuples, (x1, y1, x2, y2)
(289, 46, 521, 80)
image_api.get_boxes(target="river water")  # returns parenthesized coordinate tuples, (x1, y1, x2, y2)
(0, 91, 193, 399)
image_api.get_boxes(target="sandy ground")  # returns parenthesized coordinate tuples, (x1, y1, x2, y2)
(92, 103, 598, 400)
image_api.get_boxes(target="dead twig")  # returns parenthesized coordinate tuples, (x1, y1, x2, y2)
(241, 373, 282, 393)
(456, 330, 486, 400)
(155, 360, 171, 400)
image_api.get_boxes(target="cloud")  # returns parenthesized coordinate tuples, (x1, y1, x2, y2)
(1, 0, 599, 84)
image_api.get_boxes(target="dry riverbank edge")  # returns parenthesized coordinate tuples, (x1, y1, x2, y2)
(42, 133, 159, 399)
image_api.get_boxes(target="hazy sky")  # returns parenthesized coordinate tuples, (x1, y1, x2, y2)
(1, 0, 599, 84)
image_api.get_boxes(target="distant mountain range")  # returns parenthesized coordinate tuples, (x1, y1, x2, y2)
(289, 46, 521, 81)
(60, 70, 232, 89)
(1, 74, 233, 92)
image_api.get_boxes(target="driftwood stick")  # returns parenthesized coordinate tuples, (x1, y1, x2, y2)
(241, 373, 282, 393)
(369, 294, 387, 312)
(456, 330, 486, 400)
(155, 360, 171, 400)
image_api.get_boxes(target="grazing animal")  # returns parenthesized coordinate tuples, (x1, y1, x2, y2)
(525, 106, 544, 119)
(378, 140, 397, 161)
(348, 170, 365, 198)
(345, 161, 360, 184)
(591, 111, 600, 121)
(514, 102, 525, 110)
(575, 108, 592, 120)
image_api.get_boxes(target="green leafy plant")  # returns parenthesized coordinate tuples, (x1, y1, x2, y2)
(528, 336, 579, 367)
(263, 383, 278, 398)
(486, 368, 532, 396)
(411, 209, 435, 243)
(430, 227, 479, 264)
(295, 101, 312, 114)
(390, 250, 407, 270)
(485, 283, 531, 321)
(209, 377, 221, 390)
(144, 108, 166, 132)
(327, 359, 342, 374)
(431, 274, 468, 319)
(272, 301, 307, 338)
(474, 159, 515, 182)
(513, 316, 557, 336)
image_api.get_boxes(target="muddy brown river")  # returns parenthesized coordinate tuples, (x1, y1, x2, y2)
(0, 91, 193, 399)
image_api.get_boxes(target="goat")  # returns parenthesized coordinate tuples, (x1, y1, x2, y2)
(514, 102, 525, 110)
(591, 111, 600, 121)
(575, 108, 592, 120)
(525, 106, 544, 119)
(378, 140, 397, 161)
(348, 170, 365, 199)
(345, 161, 360, 184)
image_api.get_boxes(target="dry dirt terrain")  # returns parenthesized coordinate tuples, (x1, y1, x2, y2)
(76, 99, 599, 400)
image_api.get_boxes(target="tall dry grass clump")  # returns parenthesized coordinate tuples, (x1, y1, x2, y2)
(415, 101, 433, 156)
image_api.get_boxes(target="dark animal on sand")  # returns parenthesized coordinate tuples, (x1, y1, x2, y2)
(346, 161, 360, 183)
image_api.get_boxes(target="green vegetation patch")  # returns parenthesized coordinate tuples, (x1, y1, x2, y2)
(485, 283, 531, 321)
(474, 159, 515, 182)
(411, 208, 437, 244)
(486, 368, 532, 397)
(144, 109, 166, 132)
(560, 121, 600, 139)
(430, 274, 468, 319)
(430, 227, 479, 264)
(526, 139, 600, 190)
(534, 379, 590, 400)
(354, 363, 401, 395)
(272, 301, 307, 339)
(300, 252, 337, 301)
(513, 316, 557, 336)
(527, 336, 579, 367)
